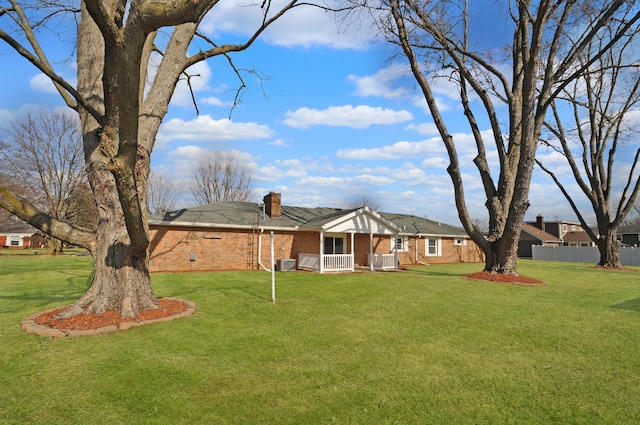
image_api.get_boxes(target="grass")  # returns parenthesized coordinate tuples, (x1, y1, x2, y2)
(1, 255, 640, 424)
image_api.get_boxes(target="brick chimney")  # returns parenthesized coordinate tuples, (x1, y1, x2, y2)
(263, 192, 281, 218)
(536, 215, 545, 231)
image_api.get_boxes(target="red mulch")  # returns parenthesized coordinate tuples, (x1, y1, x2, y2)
(34, 298, 188, 331)
(463, 271, 545, 285)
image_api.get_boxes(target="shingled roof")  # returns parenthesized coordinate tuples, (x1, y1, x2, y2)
(150, 201, 469, 237)
(0, 221, 37, 235)
(521, 222, 562, 243)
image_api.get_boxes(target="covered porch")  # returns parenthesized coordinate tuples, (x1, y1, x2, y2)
(296, 206, 400, 273)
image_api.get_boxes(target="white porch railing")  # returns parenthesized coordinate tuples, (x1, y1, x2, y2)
(323, 254, 354, 272)
(368, 253, 397, 270)
(297, 253, 354, 272)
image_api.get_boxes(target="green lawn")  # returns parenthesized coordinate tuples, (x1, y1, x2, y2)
(1, 255, 639, 424)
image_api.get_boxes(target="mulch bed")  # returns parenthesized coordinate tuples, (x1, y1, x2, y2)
(32, 298, 190, 331)
(463, 271, 545, 285)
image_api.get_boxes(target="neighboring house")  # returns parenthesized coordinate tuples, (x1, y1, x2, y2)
(519, 215, 596, 257)
(518, 223, 562, 257)
(617, 225, 640, 246)
(0, 222, 45, 249)
(148, 192, 484, 273)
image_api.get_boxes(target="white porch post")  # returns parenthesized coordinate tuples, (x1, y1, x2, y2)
(369, 232, 374, 271)
(350, 232, 355, 272)
(319, 231, 324, 273)
(394, 232, 399, 270)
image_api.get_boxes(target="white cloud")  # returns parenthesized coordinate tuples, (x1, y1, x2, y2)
(421, 156, 448, 169)
(156, 115, 274, 148)
(349, 64, 411, 99)
(29, 73, 77, 95)
(0, 108, 15, 128)
(201, 96, 230, 107)
(406, 122, 439, 136)
(283, 105, 413, 129)
(337, 137, 445, 160)
(199, 0, 374, 50)
(269, 139, 290, 147)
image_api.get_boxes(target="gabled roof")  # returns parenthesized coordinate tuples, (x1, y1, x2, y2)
(150, 201, 469, 237)
(521, 223, 562, 243)
(563, 231, 594, 243)
(0, 221, 37, 235)
(299, 206, 400, 235)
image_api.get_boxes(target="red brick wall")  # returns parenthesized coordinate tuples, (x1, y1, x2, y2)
(150, 227, 322, 272)
(149, 225, 484, 272)
(149, 226, 255, 272)
(393, 236, 484, 265)
(355, 234, 484, 266)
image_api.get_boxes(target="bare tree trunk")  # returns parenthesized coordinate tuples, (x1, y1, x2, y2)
(59, 4, 160, 318)
(49, 238, 63, 255)
(59, 146, 159, 318)
(597, 230, 623, 269)
(483, 227, 522, 275)
(61, 224, 158, 318)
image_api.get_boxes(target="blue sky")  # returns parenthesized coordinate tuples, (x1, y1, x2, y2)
(1, 1, 638, 226)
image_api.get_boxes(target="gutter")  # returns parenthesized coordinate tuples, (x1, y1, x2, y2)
(149, 220, 298, 232)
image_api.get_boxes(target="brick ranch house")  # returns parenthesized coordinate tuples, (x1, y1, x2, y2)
(0, 222, 46, 249)
(149, 193, 484, 273)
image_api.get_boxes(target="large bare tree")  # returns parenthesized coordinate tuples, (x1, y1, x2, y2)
(190, 151, 254, 204)
(346, 194, 380, 210)
(148, 171, 182, 214)
(0, 0, 306, 318)
(537, 24, 640, 268)
(0, 108, 86, 253)
(360, 0, 639, 274)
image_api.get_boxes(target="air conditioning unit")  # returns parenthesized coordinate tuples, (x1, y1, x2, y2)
(277, 258, 296, 272)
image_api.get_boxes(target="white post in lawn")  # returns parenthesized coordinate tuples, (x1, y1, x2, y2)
(270, 231, 275, 303)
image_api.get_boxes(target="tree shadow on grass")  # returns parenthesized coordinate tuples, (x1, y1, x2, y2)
(402, 267, 475, 278)
(611, 298, 640, 312)
(0, 272, 90, 313)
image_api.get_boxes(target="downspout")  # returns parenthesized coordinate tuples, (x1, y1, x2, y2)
(257, 229, 270, 272)
(416, 236, 430, 266)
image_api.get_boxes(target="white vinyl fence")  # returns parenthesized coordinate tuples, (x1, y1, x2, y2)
(532, 245, 640, 266)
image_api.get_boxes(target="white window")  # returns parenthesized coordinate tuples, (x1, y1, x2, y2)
(572, 225, 576, 231)
(425, 238, 441, 256)
(454, 238, 467, 246)
(9, 235, 21, 246)
(563, 224, 568, 231)
(391, 236, 408, 252)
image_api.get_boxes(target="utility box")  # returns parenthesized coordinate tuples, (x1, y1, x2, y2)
(276, 258, 296, 271)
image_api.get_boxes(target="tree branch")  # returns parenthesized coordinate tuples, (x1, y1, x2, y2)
(0, 184, 95, 252)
